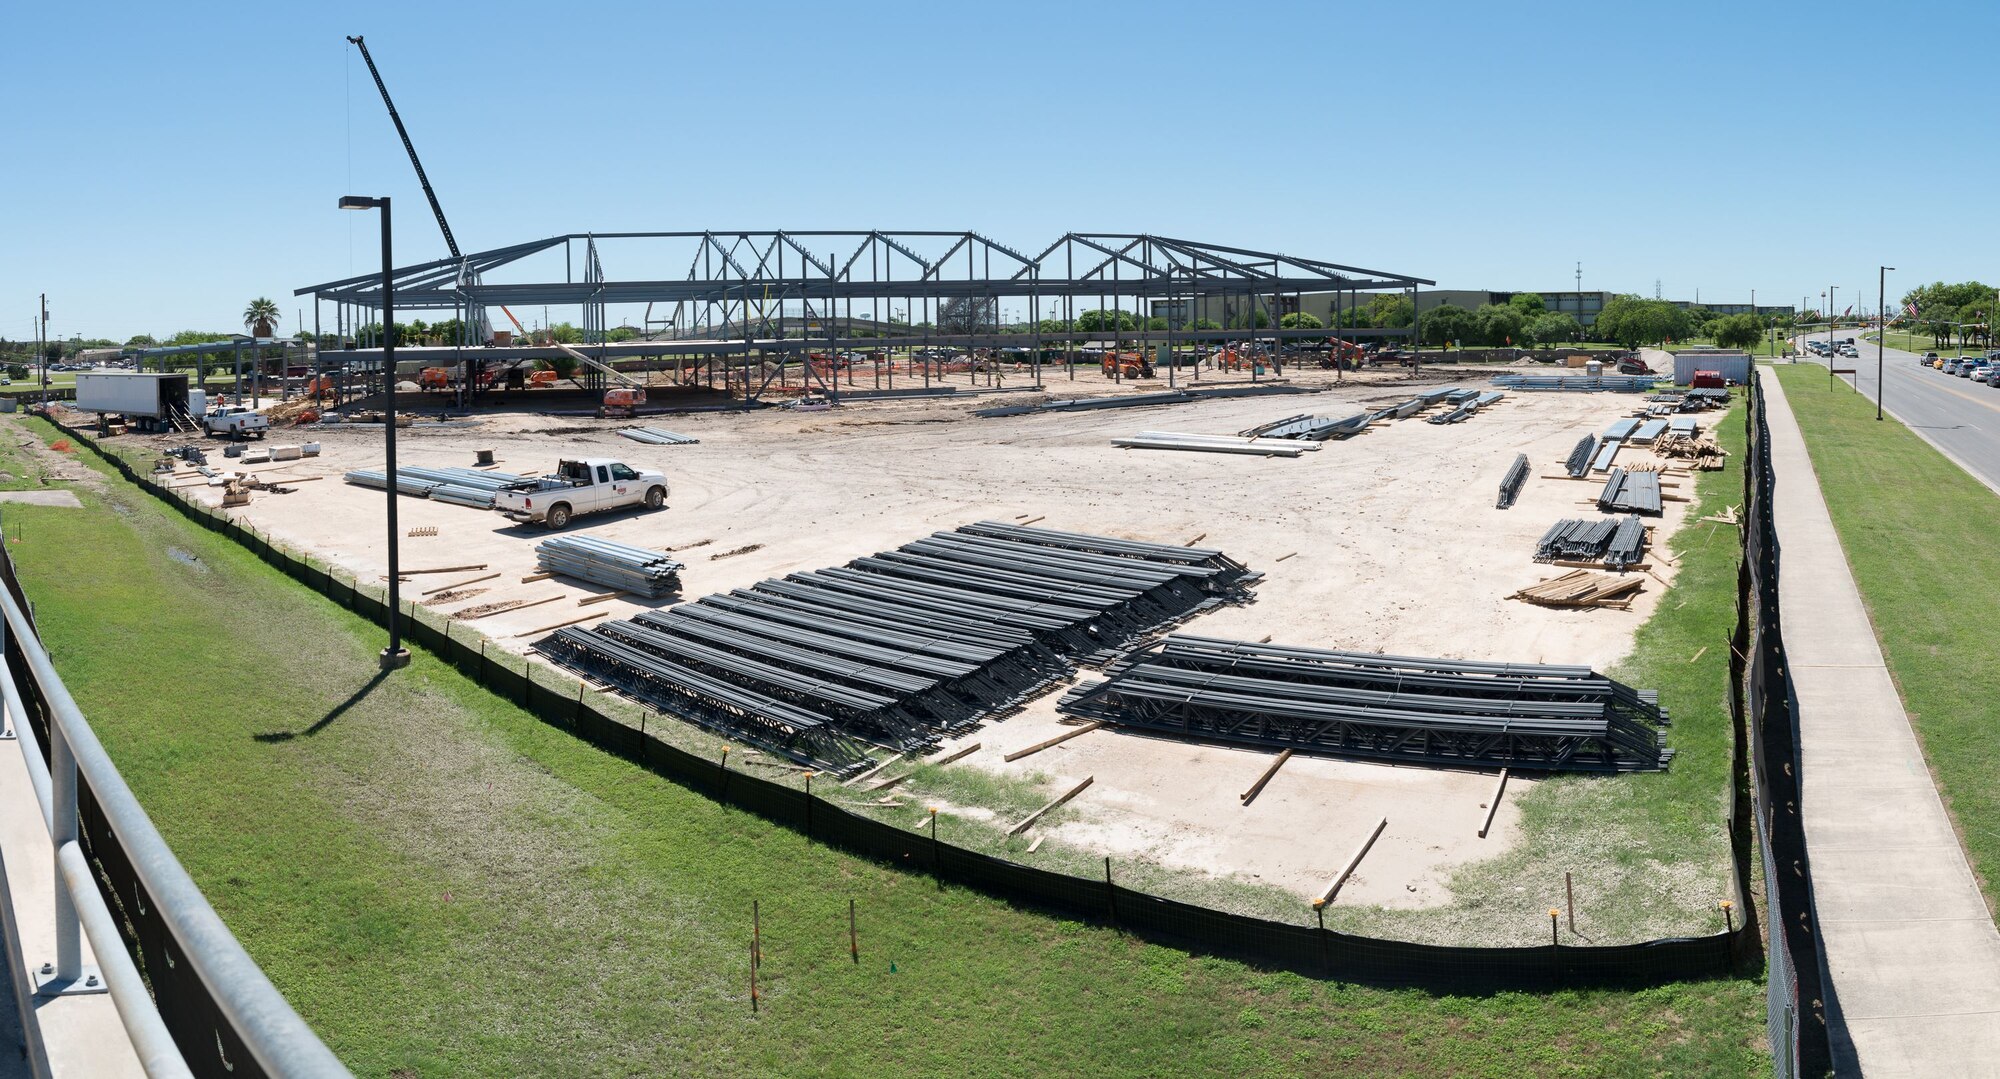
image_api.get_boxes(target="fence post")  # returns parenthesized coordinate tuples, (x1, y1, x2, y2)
(1314, 899, 1329, 974)
(1104, 857, 1118, 927)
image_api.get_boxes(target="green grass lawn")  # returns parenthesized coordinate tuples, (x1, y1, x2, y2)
(1869, 330, 1979, 358)
(1, 414, 1769, 1076)
(1769, 366, 2000, 917)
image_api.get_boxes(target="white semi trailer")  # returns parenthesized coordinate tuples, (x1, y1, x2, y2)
(73, 372, 196, 432)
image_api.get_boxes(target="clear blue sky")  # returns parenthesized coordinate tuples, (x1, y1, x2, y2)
(4, 0, 1989, 343)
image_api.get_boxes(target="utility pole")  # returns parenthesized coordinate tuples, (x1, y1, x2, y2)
(1878, 267, 1894, 421)
(38, 294, 49, 412)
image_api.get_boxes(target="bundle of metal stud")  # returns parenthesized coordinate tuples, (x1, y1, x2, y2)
(617, 427, 701, 445)
(343, 464, 530, 508)
(1597, 467, 1663, 516)
(1497, 454, 1530, 509)
(535, 534, 685, 598)
(1239, 413, 1369, 441)
(1058, 635, 1673, 772)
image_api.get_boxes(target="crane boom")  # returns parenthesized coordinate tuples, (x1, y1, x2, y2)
(346, 35, 460, 260)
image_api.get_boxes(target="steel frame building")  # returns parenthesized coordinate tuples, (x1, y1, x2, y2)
(296, 231, 1432, 399)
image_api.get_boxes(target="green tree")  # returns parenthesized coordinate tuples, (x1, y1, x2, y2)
(1709, 313, 1763, 350)
(1508, 293, 1546, 317)
(1419, 304, 1473, 346)
(1228, 309, 1271, 330)
(549, 322, 584, 345)
(124, 334, 158, 348)
(1368, 294, 1414, 328)
(1144, 317, 1169, 331)
(1035, 319, 1071, 334)
(1278, 311, 1324, 330)
(1189, 318, 1222, 331)
(1470, 303, 1526, 347)
(242, 297, 280, 336)
(1594, 295, 1692, 348)
(1074, 308, 1137, 333)
(1527, 312, 1582, 345)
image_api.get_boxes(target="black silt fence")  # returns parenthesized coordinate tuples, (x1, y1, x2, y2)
(37, 418, 1773, 997)
(1738, 373, 1834, 1076)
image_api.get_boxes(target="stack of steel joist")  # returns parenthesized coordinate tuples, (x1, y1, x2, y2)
(1238, 413, 1369, 440)
(1564, 435, 1599, 477)
(537, 522, 1257, 775)
(535, 534, 684, 597)
(1497, 454, 1530, 509)
(1534, 514, 1647, 566)
(1058, 635, 1672, 772)
(1596, 467, 1664, 515)
(618, 427, 701, 445)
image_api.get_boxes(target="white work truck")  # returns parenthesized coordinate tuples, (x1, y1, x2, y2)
(492, 457, 670, 529)
(204, 405, 270, 439)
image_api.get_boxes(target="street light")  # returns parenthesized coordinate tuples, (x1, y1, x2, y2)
(1878, 267, 1894, 420)
(339, 194, 410, 670)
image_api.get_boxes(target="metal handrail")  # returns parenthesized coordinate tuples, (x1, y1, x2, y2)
(0, 582, 350, 1077)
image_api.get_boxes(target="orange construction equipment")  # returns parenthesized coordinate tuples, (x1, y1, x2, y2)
(1099, 352, 1155, 379)
(419, 366, 452, 391)
(600, 386, 648, 418)
(1319, 338, 1365, 368)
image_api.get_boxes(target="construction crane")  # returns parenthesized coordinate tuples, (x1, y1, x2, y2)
(346, 36, 639, 404)
(346, 35, 459, 260)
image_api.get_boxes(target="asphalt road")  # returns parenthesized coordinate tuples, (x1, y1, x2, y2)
(1793, 330, 2000, 494)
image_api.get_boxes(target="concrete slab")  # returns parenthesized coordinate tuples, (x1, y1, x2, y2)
(1764, 372, 2000, 1078)
(1837, 1013, 2000, 1079)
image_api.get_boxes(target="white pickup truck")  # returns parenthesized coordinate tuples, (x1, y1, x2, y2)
(205, 405, 270, 439)
(492, 457, 670, 529)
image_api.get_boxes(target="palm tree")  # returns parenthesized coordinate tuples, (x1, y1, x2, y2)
(243, 297, 280, 338)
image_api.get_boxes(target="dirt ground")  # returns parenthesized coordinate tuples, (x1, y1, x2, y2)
(82, 365, 1701, 910)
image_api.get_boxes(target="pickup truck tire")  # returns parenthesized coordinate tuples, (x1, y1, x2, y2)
(544, 503, 573, 530)
(644, 486, 666, 510)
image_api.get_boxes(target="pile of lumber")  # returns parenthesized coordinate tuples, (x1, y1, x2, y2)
(1510, 570, 1644, 610)
(1654, 433, 1728, 470)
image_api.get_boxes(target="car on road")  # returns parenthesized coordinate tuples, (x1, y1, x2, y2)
(1923, 352, 1939, 366)
(1944, 358, 1964, 375)
(1959, 359, 1989, 379)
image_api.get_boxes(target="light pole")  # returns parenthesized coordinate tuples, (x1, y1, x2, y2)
(1878, 267, 1894, 420)
(339, 194, 410, 670)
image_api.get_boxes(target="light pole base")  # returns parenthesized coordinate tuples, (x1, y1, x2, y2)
(379, 647, 411, 670)
(34, 963, 108, 997)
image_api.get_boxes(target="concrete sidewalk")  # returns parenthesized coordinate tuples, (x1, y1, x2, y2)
(1763, 372, 2000, 1077)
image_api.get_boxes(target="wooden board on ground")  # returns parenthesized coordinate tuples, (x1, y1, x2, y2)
(1007, 776, 1094, 836)
(1003, 721, 1104, 762)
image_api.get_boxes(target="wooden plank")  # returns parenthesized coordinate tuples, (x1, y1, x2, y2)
(1007, 776, 1094, 836)
(1002, 721, 1104, 762)
(1026, 835, 1045, 854)
(1478, 769, 1509, 838)
(421, 571, 499, 596)
(510, 610, 608, 638)
(1319, 815, 1388, 902)
(458, 594, 561, 621)
(842, 755, 903, 788)
(520, 572, 555, 583)
(403, 563, 488, 575)
(576, 591, 627, 607)
(1019, 515, 1045, 526)
(1239, 748, 1294, 807)
(868, 771, 917, 792)
(928, 742, 981, 766)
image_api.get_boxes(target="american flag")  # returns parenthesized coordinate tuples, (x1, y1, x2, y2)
(1841, 305, 1854, 318)
(1905, 301, 1921, 318)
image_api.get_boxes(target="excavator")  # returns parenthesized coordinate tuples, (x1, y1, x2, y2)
(348, 36, 644, 414)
